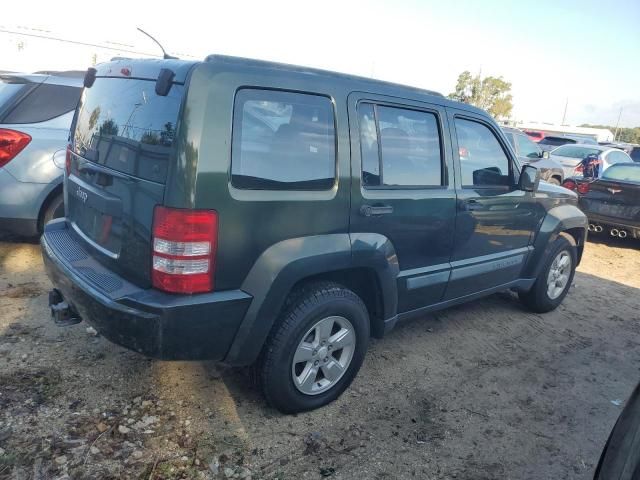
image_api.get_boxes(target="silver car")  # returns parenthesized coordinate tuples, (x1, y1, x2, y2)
(502, 127, 564, 185)
(549, 144, 634, 179)
(0, 72, 82, 236)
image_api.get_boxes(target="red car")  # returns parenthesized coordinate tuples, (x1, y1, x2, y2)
(523, 130, 545, 143)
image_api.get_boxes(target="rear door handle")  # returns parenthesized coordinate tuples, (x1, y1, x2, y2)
(360, 205, 394, 217)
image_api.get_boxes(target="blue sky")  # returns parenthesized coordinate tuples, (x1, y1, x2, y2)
(3, 0, 639, 127)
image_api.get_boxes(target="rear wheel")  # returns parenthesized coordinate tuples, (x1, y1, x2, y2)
(519, 236, 576, 313)
(39, 192, 64, 233)
(259, 282, 369, 413)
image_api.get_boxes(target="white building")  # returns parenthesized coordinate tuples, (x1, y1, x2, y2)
(513, 122, 614, 143)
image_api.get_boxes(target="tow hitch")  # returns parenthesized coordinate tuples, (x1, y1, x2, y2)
(48, 289, 82, 326)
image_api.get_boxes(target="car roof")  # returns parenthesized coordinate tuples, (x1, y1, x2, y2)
(0, 72, 83, 87)
(554, 143, 607, 151)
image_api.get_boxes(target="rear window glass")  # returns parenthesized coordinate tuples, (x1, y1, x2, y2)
(73, 78, 184, 183)
(602, 164, 640, 182)
(552, 145, 601, 158)
(3, 83, 81, 124)
(540, 137, 574, 146)
(231, 89, 336, 190)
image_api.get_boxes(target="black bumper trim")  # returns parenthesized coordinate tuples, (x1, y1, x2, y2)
(41, 221, 252, 360)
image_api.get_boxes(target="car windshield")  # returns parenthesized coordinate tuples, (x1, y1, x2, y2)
(551, 145, 601, 158)
(602, 164, 640, 183)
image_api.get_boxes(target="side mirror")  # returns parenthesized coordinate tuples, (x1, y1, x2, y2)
(519, 165, 540, 192)
(541, 150, 550, 159)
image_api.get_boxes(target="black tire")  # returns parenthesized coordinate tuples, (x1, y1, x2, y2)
(519, 236, 576, 313)
(260, 282, 370, 413)
(595, 382, 640, 480)
(39, 192, 64, 233)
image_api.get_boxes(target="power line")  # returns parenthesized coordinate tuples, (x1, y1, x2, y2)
(0, 28, 160, 57)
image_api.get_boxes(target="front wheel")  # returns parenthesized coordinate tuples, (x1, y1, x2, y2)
(519, 236, 577, 313)
(259, 282, 370, 413)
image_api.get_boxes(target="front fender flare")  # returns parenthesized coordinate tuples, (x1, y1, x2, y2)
(523, 203, 587, 279)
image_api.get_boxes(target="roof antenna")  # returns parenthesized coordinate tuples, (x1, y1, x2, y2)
(137, 27, 178, 59)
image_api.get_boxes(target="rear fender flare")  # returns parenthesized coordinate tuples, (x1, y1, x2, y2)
(224, 233, 399, 366)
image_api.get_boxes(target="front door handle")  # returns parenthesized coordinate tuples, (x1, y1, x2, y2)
(360, 204, 394, 217)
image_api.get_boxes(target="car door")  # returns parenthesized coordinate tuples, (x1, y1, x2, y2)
(444, 109, 545, 300)
(348, 93, 456, 313)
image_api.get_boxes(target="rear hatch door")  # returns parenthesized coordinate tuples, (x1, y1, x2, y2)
(67, 63, 192, 287)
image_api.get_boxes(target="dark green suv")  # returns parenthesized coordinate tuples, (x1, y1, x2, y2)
(42, 56, 587, 412)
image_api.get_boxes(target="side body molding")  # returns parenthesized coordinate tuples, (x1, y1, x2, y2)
(522, 204, 588, 279)
(224, 233, 400, 366)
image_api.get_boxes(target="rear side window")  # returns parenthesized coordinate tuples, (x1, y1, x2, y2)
(358, 102, 443, 188)
(231, 89, 336, 190)
(3, 83, 81, 124)
(454, 118, 511, 187)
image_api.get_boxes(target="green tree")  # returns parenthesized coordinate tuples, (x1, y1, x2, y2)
(448, 71, 513, 120)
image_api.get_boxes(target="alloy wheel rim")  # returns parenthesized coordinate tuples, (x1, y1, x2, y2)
(546, 250, 572, 300)
(291, 315, 356, 395)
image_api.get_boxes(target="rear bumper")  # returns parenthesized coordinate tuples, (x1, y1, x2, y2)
(41, 220, 252, 360)
(0, 217, 39, 237)
(586, 213, 640, 239)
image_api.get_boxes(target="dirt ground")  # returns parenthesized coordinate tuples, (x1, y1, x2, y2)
(0, 233, 639, 480)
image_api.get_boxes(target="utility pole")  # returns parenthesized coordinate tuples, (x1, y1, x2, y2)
(613, 107, 623, 141)
(561, 98, 568, 125)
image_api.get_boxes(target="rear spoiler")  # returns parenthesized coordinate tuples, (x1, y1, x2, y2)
(83, 66, 176, 96)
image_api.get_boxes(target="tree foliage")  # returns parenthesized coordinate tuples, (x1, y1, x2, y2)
(448, 71, 513, 120)
(580, 124, 640, 144)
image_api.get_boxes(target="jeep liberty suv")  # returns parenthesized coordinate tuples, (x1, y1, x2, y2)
(42, 56, 587, 413)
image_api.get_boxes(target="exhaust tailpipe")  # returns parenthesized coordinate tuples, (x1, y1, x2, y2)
(594, 225, 603, 233)
(588, 224, 596, 232)
(610, 228, 619, 237)
(619, 230, 628, 238)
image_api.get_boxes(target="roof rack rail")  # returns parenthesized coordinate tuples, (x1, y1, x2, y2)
(203, 54, 443, 98)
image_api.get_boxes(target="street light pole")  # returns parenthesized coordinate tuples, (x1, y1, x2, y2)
(613, 107, 623, 141)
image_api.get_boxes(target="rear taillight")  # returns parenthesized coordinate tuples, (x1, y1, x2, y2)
(151, 206, 218, 294)
(577, 182, 590, 195)
(562, 179, 577, 191)
(0, 129, 31, 168)
(65, 144, 72, 176)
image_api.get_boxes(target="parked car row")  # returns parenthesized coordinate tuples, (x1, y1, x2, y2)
(0, 72, 83, 236)
(563, 162, 640, 240)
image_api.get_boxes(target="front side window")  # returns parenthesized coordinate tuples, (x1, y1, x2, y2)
(515, 133, 541, 159)
(231, 89, 336, 190)
(455, 118, 511, 187)
(358, 103, 443, 187)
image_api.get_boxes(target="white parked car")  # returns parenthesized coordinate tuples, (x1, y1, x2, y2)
(550, 144, 633, 179)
